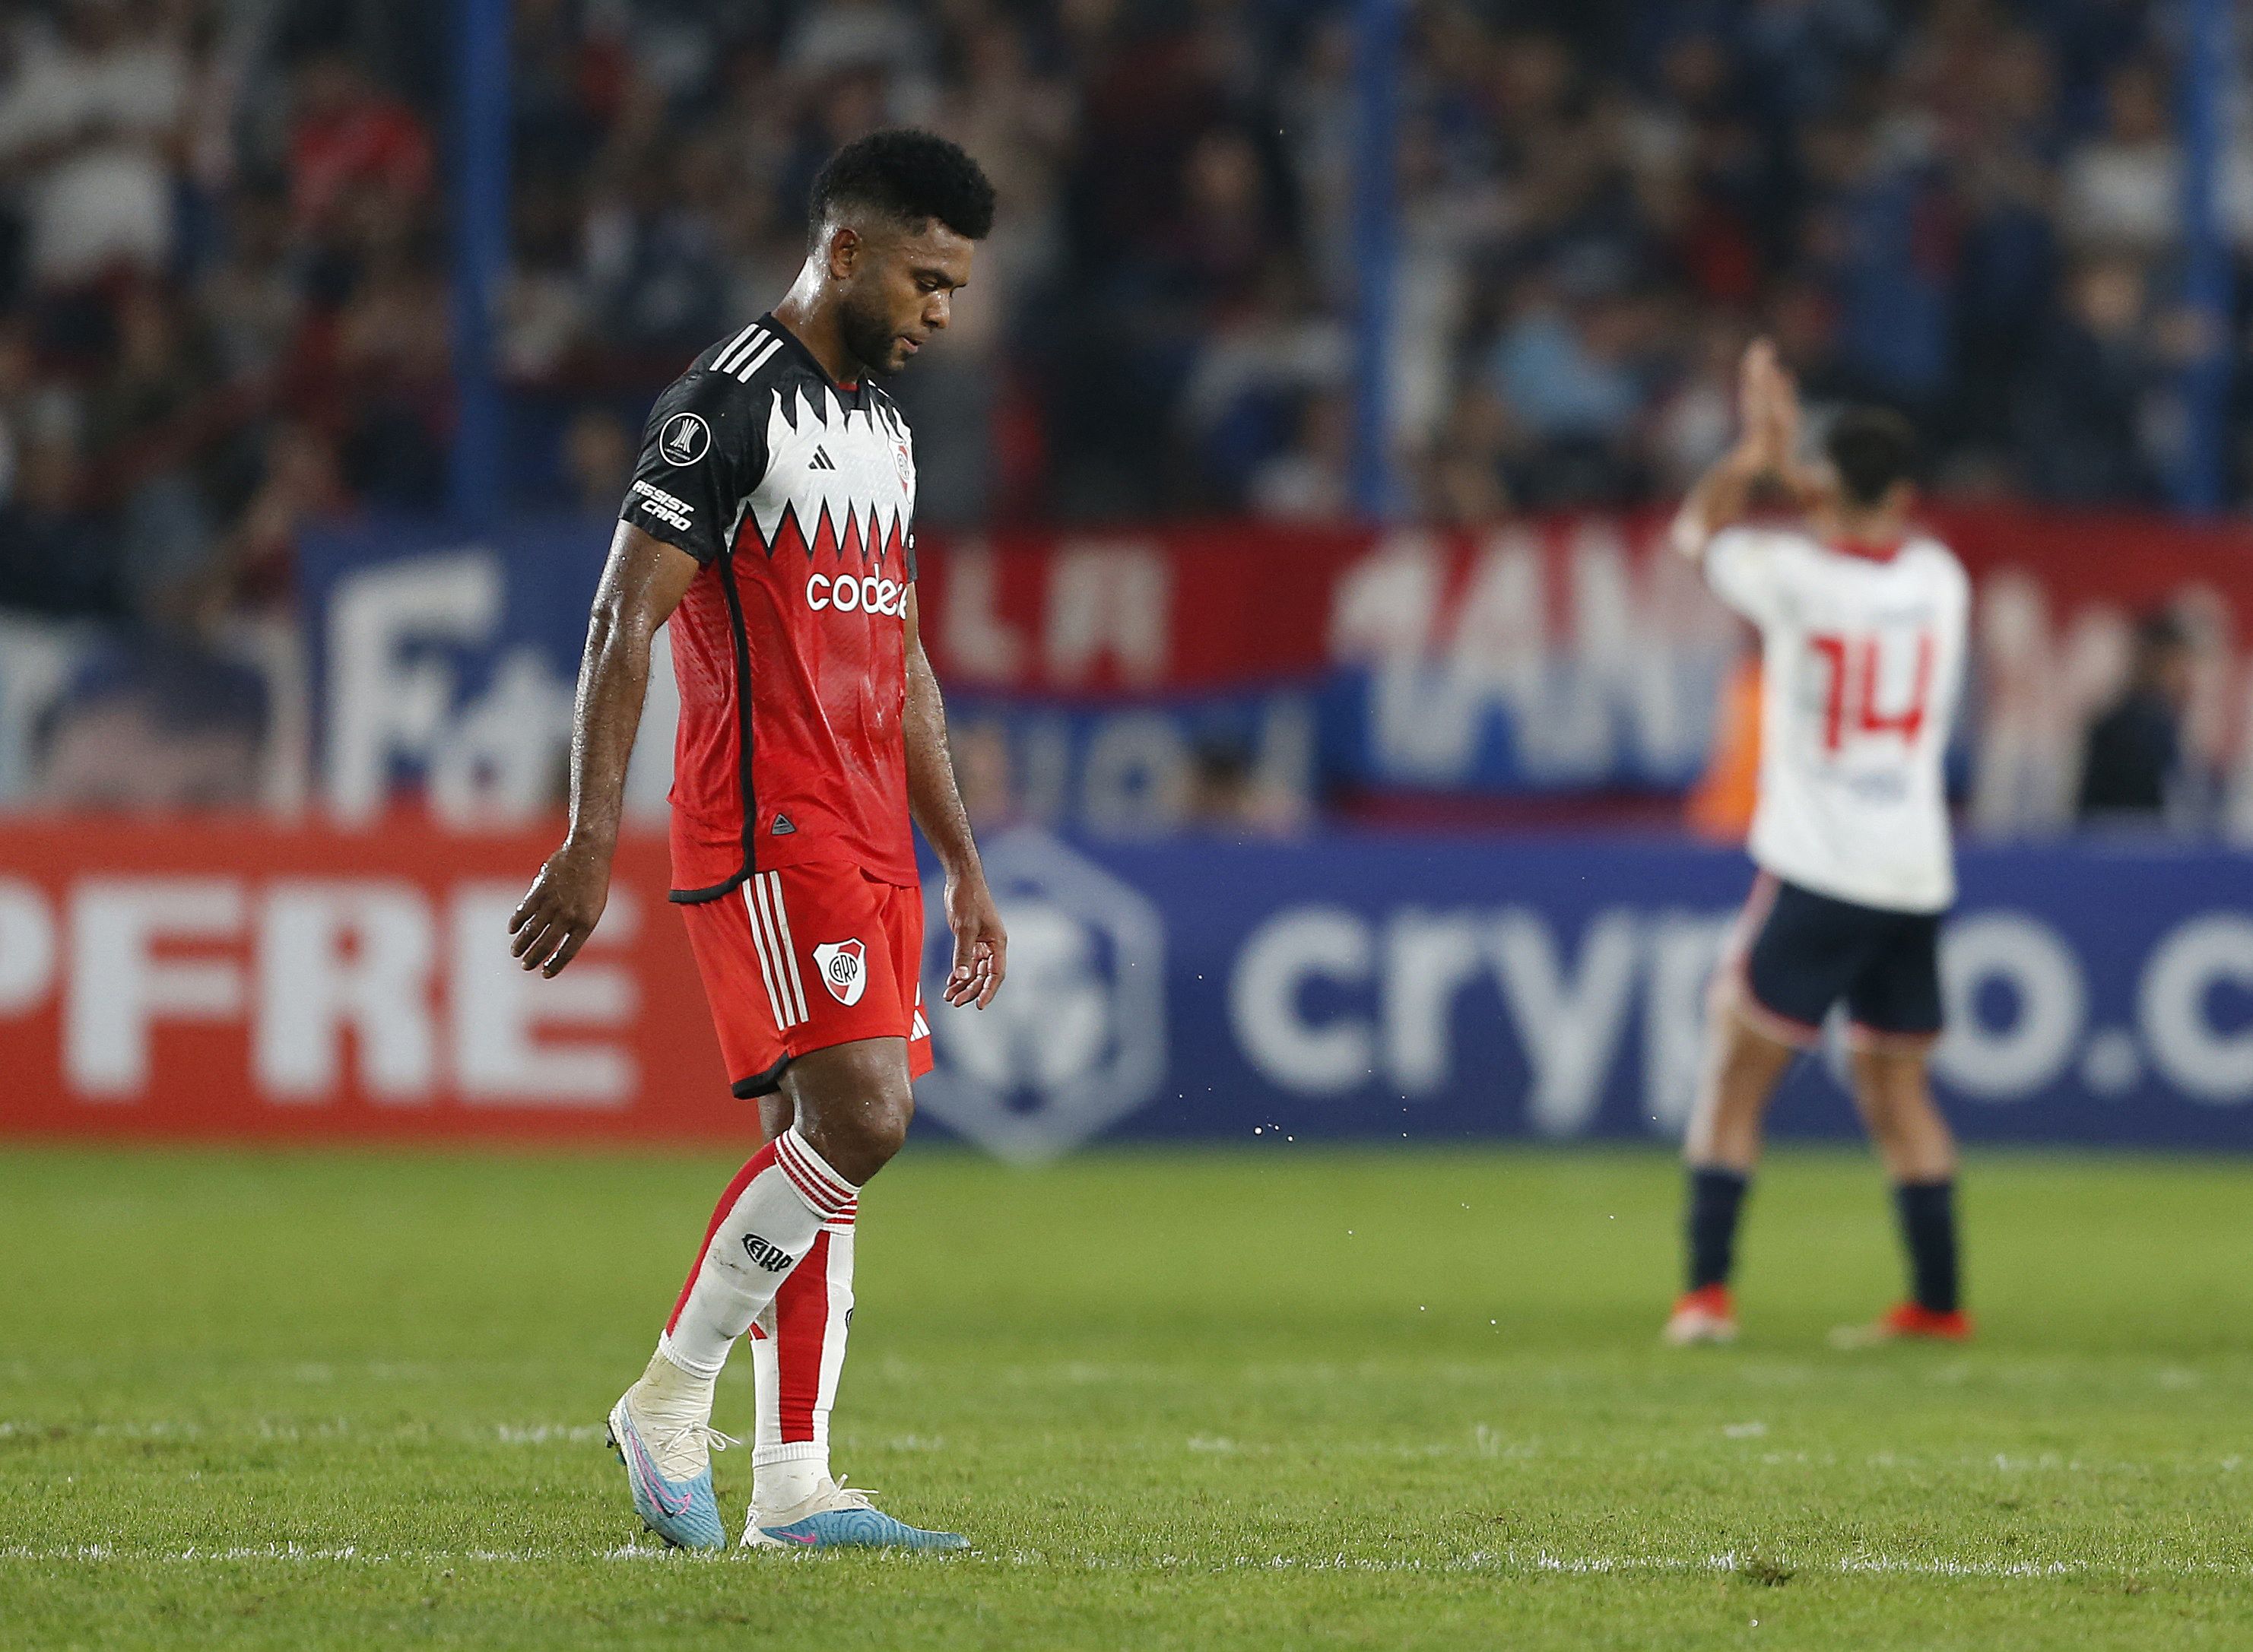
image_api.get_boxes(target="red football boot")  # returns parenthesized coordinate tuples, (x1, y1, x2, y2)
(1663, 1283, 1739, 1346)
(1831, 1302, 1974, 1348)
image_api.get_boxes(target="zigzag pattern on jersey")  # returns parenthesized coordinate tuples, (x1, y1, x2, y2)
(748, 385, 914, 566)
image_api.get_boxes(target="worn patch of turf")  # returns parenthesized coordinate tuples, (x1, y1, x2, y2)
(2, 1145, 2249, 1648)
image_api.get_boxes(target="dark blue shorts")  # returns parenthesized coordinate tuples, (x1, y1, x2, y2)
(1728, 873, 1944, 1050)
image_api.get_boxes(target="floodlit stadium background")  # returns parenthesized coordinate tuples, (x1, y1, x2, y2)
(2, 0, 2248, 1152)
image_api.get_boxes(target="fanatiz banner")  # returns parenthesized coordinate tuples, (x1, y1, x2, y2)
(7, 821, 2248, 1153)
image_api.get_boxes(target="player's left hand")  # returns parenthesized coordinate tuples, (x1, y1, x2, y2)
(942, 870, 1007, 1009)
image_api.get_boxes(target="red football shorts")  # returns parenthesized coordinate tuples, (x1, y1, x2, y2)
(678, 863, 935, 1099)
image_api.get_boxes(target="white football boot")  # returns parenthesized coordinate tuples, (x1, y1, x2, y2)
(742, 1476, 967, 1551)
(605, 1350, 738, 1551)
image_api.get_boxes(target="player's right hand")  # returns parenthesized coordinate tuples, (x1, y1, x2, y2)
(509, 841, 614, 977)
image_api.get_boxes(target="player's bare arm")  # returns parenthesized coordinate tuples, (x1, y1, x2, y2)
(903, 584, 1006, 1009)
(509, 522, 701, 976)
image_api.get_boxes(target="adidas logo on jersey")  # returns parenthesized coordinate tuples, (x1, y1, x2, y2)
(770, 813, 796, 836)
(750, 386, 912, 560)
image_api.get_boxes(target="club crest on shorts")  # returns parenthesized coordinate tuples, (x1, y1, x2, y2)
(812, 939, 868, 1006)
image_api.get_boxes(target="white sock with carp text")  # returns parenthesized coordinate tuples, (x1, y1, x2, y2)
(658, 1128, 860, 1379)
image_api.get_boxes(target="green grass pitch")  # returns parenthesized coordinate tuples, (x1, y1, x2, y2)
(3, 1143, 2250, 1649)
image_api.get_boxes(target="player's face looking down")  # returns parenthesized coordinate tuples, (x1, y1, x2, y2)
(824, 217, 976, 376)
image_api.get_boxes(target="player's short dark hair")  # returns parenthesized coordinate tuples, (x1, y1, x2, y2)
(809, 129, 995, 246)
(1824, 407, 1918, 506)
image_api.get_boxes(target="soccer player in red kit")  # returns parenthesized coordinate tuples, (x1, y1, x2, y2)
(509, 131, 1006, 1552)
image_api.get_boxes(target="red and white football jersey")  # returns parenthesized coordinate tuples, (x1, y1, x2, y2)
(622, 315, 921, 902)
(1705, 527, 1969, 913)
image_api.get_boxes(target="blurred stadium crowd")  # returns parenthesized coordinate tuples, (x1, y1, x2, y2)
(0, 0, 2241, 819)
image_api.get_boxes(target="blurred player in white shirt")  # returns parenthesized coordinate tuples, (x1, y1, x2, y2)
(1663, 342, 1973, 1349)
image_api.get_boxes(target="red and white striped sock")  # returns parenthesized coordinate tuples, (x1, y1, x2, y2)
(657, 1127, 859, 1380)
(748, 1212, 854, 1513)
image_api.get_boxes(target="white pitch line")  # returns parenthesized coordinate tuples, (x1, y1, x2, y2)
(3, 1545, 2248, 1579)
(1, 1420, 620, 1445)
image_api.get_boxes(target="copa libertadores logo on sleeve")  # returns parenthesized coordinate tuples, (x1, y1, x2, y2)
(660, 413, 712, 467)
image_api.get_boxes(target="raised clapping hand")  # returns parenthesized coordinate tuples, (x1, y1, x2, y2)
(1737, 338, 1799, 474)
